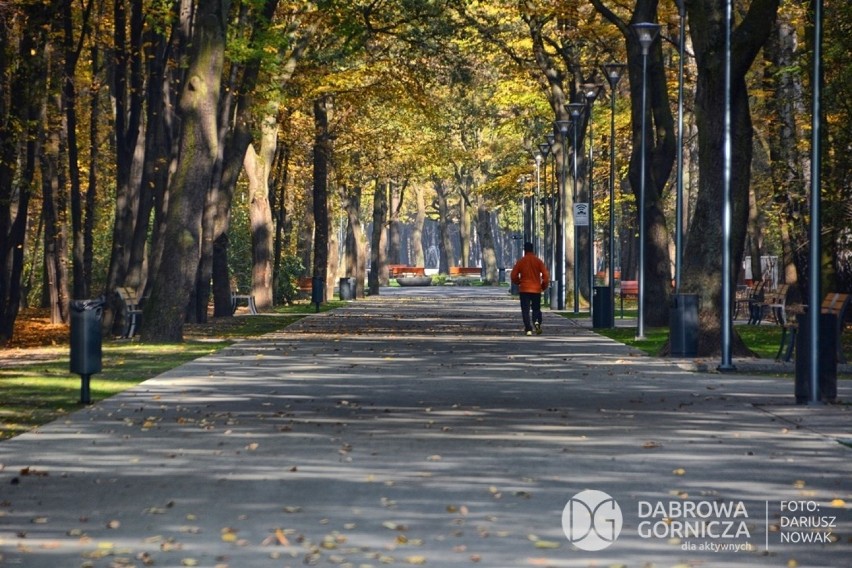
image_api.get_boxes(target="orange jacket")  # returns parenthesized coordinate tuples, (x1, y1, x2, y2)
(511, 253, 550, 294)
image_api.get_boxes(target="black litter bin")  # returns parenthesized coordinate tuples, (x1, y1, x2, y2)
(592, 286, 612, 328)
(669, 293, 699, 357)
(794, 313, 837, 404)
(498, 268, 506, 283)
(70, 297, 105, 404)
(311, 276, 324, 312)
(339, 277, 355, 300)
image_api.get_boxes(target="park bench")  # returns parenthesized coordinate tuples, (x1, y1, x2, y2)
(617, 280, 638, 317)
(449, 266, 482, 278)
(758, 283, 789, 325)
(116, 286, 143, 338)
(389, 265, 426, 278)
(776, 292, 850, 362)
(734, 282, 760, 320)
(230, 285, 258, 315)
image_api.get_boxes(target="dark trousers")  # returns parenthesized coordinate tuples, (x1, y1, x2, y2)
(519, 292, 542, 331)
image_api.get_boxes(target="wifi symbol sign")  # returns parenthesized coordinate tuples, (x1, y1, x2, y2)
(574, 203, 590, 226)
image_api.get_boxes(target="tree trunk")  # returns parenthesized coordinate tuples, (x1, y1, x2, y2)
(0, 2, 52, 344)
(142, 3, 228, 342)
(245, 115, 277, 310)
(343, 184, 366, 298)
(41, 50, 71, 325)
(475, 198, 499, 284)
(312, 95, 332, 303)
(765, 10, 805, 297)
(434, 178, 456, 272)
(104, 0, 145, 294)
(459, 190, 471, 266)
(388, 181, 402, 264)
(368, 180, 388, 294)
(271, 141, 291, 303)
(590, 0, 676, 325)
(682, 0, 780, 355)
(63, 0, 92, 300)
(411, 185, 426, 267)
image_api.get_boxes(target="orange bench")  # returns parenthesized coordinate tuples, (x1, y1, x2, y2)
(618, 280, 638, 318)
(390, 265, 426, 278)
(449, 266, 482, 278)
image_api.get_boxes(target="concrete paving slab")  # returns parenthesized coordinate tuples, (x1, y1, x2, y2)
(1, 287, 850, 567)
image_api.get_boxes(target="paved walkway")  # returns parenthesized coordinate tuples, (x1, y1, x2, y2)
(1, 287, 850, 567)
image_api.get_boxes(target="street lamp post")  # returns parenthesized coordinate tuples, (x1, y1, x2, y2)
(632, 21, 660, 340)
(534, 152, 542, 254)
(539, 142, 551, 285)
(556, 120, 572, 310)
(719, 0, 736, 371)
(602, 63, 626, 328)
(567, 102, 585, 314)
(674, 0, 686, 293)
(583, 84, 605, 321)
(546, 133, 557, 305)
(807, 0, 824, 403)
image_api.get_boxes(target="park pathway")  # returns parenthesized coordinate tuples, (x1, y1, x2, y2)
(1, 287, 850, 567)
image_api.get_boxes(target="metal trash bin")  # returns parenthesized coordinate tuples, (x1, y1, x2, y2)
(592, 286, 613, 329)
(498, 268, 506, 283)
(794, 313, 837, 404)
(311, 276, 324, 312)
(339, 277, 355, 301)
(669, 293, 699, 357)
(70, 297, 105, 404)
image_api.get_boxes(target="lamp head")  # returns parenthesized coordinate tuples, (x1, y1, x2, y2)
(566, 102, 586, 119)
(583, 83, 605, 105)
(602, 62, 627, 89)
(539, 143, 550, 156)
(555, 120, 572, 136)
(632, 22, 661, 55)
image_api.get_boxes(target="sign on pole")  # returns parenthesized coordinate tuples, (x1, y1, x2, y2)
(574, 203, 589, 226)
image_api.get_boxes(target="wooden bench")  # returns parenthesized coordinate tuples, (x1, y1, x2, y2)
(617, 280, 638, 318)
(389, 265, 426, 278)
(116, 286, 143, 338)
(777, 292, 850, 362)
(297, 277, 313, 293)
(449, 266, 482, 278)
(758, 283, 789, 325)
(231, 286, 258, 315)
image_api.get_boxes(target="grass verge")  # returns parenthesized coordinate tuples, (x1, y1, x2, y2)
(0, 301, 343, 440)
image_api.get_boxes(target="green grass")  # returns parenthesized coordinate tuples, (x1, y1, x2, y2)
(593, 322, 850, 362)
(0, 302, 341, 440)
(593, 325, 782, 359)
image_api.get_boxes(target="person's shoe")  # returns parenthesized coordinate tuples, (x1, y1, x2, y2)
(534, 321, 542, 335)
(525, 330, 533, 336)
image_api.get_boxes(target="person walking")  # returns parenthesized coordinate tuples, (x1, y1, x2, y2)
(511, 242, 550, 335)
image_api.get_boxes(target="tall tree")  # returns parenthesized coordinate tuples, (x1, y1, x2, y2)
(591, 0, 677, 326)
(681, 0, 781, 354)
(311, 94, 333, 301)
(142, 1, 230, 342)
(0, 1, 56, 345)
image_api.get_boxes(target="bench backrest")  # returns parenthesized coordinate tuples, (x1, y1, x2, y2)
(821, 293, 850, 318)
(116, 286, 140, 309)
(620, 280, 638, 294)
